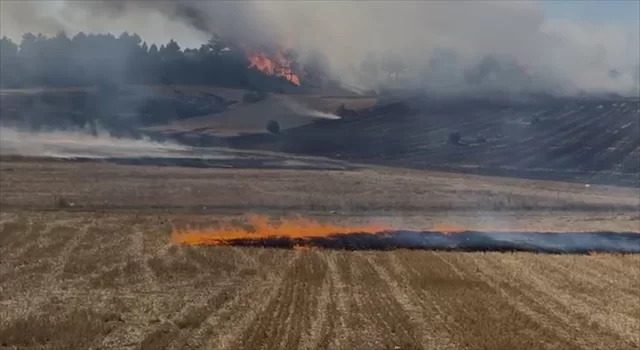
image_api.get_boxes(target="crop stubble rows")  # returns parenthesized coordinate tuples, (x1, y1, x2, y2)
(0, 211, 638, 350)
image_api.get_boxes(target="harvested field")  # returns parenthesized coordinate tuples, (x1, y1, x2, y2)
(1, 158, 639, 349)
(1, 212, 639, 350)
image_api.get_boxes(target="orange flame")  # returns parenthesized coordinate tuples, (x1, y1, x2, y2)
(172, 215, 639, 247)
(172, 215, 390, 246)
(245, 47, 301, 85)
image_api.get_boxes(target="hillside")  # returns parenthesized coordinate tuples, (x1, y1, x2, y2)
(224, 96, 640, 186)
(0, 85, 376, 137)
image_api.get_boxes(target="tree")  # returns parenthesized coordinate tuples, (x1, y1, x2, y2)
(0, 36, 18, 59)
(207, 34, 227, 56)
(448, 131, 461, 145)
(160, 39, 181, 61)
(0, 30, 299, 91)
(266, 120, 280, 134)
(0, 36, 20, 87)
(149, 43, 158, 55)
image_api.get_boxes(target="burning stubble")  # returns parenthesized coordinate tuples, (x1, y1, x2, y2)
(171, 214, 640, 253)
(0, 127, 191, 159)
(171, 214, 391, 245)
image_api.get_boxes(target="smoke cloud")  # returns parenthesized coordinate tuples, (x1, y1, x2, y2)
(0, 126, 191, 159)
(1, 0, 638, 95)
(277, 96, 342, 120)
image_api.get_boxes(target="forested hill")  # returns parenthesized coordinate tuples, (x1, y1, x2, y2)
(0, 32, 301, 92)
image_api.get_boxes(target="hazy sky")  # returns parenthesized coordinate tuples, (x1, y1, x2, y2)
(0, 0, 638, 94)
(1, 1, 638, 44)
(541, 0, 640, 24)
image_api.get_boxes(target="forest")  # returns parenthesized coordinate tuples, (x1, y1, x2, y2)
(0, 32, 310, 91)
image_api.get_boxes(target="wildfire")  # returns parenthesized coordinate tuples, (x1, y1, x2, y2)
(170, 215, 640, 254)
(171, 214, 390, 246)
(171, 216, 584, 246)
(244, 47, 301, 86)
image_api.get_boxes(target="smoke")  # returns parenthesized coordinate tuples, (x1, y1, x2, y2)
(277, 96, 341, 120)
(0, 126, 191, 159)
(1, 0, 639, 95)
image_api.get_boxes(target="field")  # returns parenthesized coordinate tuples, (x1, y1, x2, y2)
(1, 158, 639, 350)
(228, 96, 640, 186)
(0, 85, 377, 137)
(144, 94, 377, 137)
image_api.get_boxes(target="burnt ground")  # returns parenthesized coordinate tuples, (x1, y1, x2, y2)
(199, 230, 640, 254)
(219, 96, 640, 186)
(1, 159, 639, 350)
(3, 86, 637, 186)
(1, 89, 640, 349)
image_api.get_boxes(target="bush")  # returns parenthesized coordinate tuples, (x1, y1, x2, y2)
(266, 120, 280, 134)
(448, 131, 461, 145)
(242, 90, 267, 103)
(54, 195, 71, 208)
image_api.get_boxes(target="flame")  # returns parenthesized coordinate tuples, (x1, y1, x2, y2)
(245, 47, 301, 85)
(172, 215, 391, 246)
(172, 215, 640, 248)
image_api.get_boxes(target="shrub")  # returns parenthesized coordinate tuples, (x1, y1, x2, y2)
(448, 131, 461, 145)
(54, 195, 71, 208)
(242, 90, 267, 103)
(266, 120, 280, 134)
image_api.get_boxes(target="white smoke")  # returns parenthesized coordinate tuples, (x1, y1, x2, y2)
(0, 127, 192, 159)
(1, 0, 638, 95)
(277, 96, 341, 120)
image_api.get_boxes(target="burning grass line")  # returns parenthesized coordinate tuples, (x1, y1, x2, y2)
(170, 215, 640, 254)
(171, 215, 391, 246)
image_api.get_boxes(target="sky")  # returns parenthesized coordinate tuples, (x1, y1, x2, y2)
(0, 0, 638, 94)
(541, 0, 640, 24)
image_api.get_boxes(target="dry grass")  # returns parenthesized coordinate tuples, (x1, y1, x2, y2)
(1, 159, 638, 225)
(0, 211, 638, 350)
(0, 158, 639, 349)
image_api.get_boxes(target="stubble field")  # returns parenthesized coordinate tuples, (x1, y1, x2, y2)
(0, 158, 639, 350)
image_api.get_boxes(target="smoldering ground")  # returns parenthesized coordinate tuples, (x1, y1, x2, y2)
(196, 230, 640, 254)
(0, 127, 191, 158)
(170, 214, 640, 254)
(1, 0, 638, 95)
(0, 126, 359, 170)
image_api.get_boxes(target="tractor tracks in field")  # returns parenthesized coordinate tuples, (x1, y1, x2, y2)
(129, 224, 160, 291)
(227, 250, 330, 350)
(467, 253, 638, 350)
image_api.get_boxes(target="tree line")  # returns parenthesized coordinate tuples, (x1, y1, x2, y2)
(0, 31, 305, 90)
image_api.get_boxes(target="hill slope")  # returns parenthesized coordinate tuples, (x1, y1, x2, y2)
(225, 96, 640, 186)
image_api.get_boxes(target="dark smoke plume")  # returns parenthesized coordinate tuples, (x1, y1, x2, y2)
(1, 0, 639, 95)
